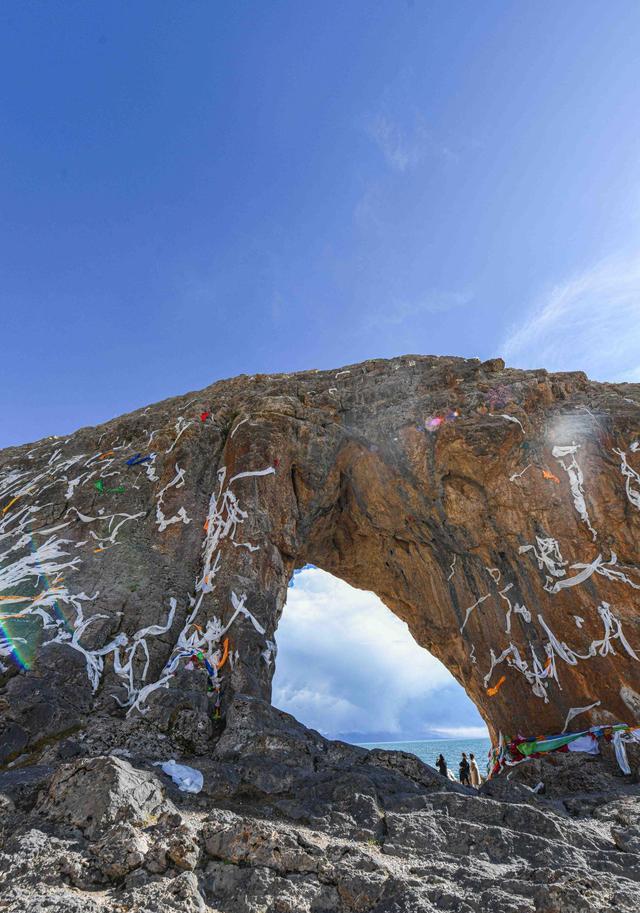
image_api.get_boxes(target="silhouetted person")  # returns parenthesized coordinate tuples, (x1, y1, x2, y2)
(436, 754, 448, 778)
(459, 752, 471, 786)
(469, 752, 481, 787)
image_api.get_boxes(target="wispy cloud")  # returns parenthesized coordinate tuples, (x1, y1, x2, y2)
(502, 252, 640, 382)
(365, 289, 473, 332)
(272, 568, 485, 739)
(365, 112, 456, 173)
(366, 113, 428, 172)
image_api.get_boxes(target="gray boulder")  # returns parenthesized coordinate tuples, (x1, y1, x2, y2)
(90, 821, 150, 880)
(123, 870, 206, 913)
(36, 755, 173, 838)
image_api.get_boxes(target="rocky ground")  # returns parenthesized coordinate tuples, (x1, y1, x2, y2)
(1, 696, 639, 913)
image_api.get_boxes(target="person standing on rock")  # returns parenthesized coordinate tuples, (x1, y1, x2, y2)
(436, 754, 448, 778)
(459, 752, 471, 786)
(469, 753, 481, 787)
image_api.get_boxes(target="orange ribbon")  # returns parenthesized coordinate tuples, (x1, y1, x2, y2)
(216, 637, 230, 670)
(487, 675, 506, 697)
(542, 469, 560, 484)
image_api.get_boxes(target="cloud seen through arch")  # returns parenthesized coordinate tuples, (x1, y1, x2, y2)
(271, 568, 488, 743)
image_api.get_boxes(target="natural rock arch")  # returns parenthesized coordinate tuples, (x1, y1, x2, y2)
(1, 354, 640, 761)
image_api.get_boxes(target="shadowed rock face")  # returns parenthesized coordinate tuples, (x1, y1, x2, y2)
(1, 354, 640, 760)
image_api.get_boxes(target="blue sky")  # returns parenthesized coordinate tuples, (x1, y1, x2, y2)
(2, 1, 640, 739)
(3, 1, 640, 449)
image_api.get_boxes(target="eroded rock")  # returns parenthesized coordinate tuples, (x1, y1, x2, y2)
(90, 822, 150, 880)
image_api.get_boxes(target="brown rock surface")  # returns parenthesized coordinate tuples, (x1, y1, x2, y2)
(1, 354, 640, 758)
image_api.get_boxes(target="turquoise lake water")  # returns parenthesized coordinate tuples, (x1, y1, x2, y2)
(356, 736, 492, 777)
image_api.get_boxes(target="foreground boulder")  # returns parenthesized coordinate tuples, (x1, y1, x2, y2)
(36, 755, 174, 838)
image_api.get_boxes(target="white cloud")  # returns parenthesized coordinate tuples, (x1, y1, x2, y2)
(272, 568, 485, 739)
(431, 726, 489, 739)
(273, 684, 364, 735)
(502, 252, 640, 382)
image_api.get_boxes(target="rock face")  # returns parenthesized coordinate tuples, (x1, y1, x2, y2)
(1, 354, 640, 761)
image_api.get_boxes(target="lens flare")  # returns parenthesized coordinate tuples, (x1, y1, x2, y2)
(0, 526, 75, 673)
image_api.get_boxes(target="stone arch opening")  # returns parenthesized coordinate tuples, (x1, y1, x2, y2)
(244, 436, 504, 741)
(232, 393, 639, 746)
(271, 565, 487, 744)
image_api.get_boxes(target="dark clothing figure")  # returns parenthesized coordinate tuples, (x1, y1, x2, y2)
(459, 752, 471, 786)
(436, 754, 448, 778)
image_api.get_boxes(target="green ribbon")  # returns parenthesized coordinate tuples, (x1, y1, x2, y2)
(517, 733, 582, 756)
(94, 480, 124, 494)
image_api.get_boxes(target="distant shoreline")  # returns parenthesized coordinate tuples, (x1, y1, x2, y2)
(354, 735, 494, 775)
